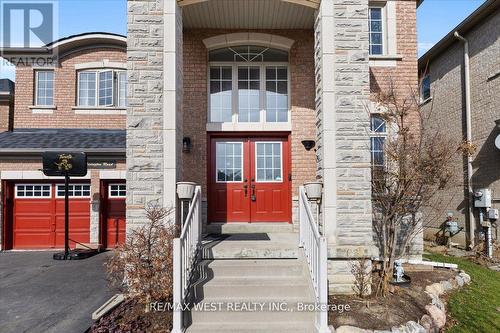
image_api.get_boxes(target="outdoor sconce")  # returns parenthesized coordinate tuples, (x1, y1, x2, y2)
(182, 137, 192, 153)
(301, 140, 316, 151)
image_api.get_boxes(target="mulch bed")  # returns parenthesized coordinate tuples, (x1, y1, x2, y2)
(88, 299, 172, 333)
(329, 269, 456, 330)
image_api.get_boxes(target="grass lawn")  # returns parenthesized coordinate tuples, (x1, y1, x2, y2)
(424, 252, 500, 333)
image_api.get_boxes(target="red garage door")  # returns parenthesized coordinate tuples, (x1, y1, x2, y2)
(103, 183, 126, 248)
(13, 183, 91, 249)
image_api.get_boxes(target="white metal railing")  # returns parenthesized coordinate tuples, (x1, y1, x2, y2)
(298, 186, 330, 333)
(172, 186, 202, 333)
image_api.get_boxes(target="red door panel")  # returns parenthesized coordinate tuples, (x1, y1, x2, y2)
(106, 199, 126, 248)
(208, 135, 291, 223)
(12, 183, 91, 249)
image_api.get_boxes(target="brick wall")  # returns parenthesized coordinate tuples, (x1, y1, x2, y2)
(421, 10, 500, 246)
(0, 100, 13, 131)
(182, 29, 317, 209)
(14, 48, 126, 129)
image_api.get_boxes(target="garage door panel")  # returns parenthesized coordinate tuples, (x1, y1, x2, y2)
(14, 199, 52, 213)
(13, 232, 53, 249)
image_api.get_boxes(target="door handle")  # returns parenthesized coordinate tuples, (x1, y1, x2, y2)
(251, 184, 256, 201)
(243, 184, 248, 197)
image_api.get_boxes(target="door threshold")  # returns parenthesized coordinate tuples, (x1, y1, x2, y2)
(206, 222, 294, 234)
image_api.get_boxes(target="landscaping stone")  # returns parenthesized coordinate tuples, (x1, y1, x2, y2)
(404, 321, 426, 333)
(419, 314, 438, 333)
(429, 294, 445, 311)
(459, 272, 471, 284)
(424, 283, 443, 296)
(425, 304, 446, 329)
(448, 277, 458, 288)
(455, 275, 464, 287)
(336, 326, 372, 333)
(440, 280, 452, 291)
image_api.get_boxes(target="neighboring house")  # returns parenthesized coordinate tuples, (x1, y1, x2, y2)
(0, 79, 14, 132)
(127, 0, 420, 301)
(0, 33, 127, 250)
(419, 0, 500, 248)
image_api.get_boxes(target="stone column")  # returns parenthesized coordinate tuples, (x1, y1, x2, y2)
(127, 0, 183, 231)
(89, 170, 100, 243)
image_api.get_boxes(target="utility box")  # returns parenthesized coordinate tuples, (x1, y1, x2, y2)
(474, 188, 492, 208)
(488, 208, 499, 221)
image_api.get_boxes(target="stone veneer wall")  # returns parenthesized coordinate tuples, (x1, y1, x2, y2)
(315, 0, 375, 294)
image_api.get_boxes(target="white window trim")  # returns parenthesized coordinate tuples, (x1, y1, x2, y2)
(254, 141, 284, 183)
(98, 70, 115, 107)
(15, 184, 52, 199)
(34, 70, 55, 107)
(56, 184, 91, 198)
(117, 71, 127, 108)
(215, 141, 245, 184)
(208, 62, 291, 128)
(108, 183, 126, 198)
(77, 69, 126, 108)
(369, 1, 400, 67)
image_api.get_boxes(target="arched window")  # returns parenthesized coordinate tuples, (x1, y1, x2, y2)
(209, 46, 289, 123)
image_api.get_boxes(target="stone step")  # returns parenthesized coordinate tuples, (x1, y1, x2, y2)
(206, 223, 294, 234)
(185, 321, 316, 333)
(201, 233, 299, 259)
(198, 259, 305, 278)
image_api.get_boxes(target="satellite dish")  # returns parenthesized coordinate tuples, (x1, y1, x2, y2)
(495, 134, 500, 150)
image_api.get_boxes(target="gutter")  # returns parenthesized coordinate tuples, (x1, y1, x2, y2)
(454, 31, 475, 249)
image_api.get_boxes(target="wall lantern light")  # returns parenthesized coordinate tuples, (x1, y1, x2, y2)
(301, 139, 316, 151)
(183, 137, 192, 153)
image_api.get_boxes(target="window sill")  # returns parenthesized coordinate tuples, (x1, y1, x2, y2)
(369, 55, 403, 67)
(206, 122, 292, 132)
(30, 105, 57, 114)
(419, 97, 433, 106)
(72, 107, 127, 115)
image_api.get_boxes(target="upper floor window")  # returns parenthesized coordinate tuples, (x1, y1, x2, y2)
(77, 70, 127, 107)
(369, 7, 384, 55)
(421, 75, 431, 101)
(35, 71, 54, 106)
(209, 46, 289, 124)
(370, 114, 387, 168)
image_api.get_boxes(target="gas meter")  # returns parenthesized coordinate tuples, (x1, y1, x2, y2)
(474, 188, 492, 208)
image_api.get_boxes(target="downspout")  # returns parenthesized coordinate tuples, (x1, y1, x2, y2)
(454, 31, 475, 249)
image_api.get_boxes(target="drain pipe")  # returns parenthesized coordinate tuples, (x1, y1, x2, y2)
(454, 31, 475, 249)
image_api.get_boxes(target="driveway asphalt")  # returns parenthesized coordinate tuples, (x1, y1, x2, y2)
(0, 251, 115, 333)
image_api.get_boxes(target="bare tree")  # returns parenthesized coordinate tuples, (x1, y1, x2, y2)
(106, 203, 178, 307)
(370, 80, 458, 296)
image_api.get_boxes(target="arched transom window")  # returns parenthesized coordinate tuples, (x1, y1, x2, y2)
(209, 46, 289, 124)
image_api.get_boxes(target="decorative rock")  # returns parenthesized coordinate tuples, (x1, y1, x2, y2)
(405, 321, 426, 333)
(459, 272, 471, 284)
(455, 275, 464, 287)
(336, 326, 373, 333)
(425, 283, 443, 296)
(448, 277, 458, 288)
(390, 326, 404, 333)
(440, 280, 453, 291)
(425, 304, 446, 329)
(420, 314, 438, 333)
(430, 294, 445, 311)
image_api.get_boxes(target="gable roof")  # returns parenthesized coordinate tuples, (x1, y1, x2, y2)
(418, 0, 499, 70)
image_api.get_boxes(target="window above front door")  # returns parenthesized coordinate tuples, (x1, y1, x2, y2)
(208, 46, 290, 129)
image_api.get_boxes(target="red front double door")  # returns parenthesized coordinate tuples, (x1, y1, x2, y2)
(209, 135, 291, 223)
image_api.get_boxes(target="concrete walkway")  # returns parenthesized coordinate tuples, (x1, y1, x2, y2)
(0, 251, 114, 333)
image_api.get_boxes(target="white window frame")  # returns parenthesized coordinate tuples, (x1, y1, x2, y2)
(77, 69, 126, 108)
(254, 141, 283, 183)
(208, 62, 291, 125)
(117, 71, 127, 108)
(370, 114, 387, 168)
(215, 141, 245, 183)
(34, 70, 54, 106)
(108, 183, 126, 198)
(368, 5, 387, 56)
(56, 184, 91, 198)
(15, 184, 52, 199)
(98, 70, 114, 107)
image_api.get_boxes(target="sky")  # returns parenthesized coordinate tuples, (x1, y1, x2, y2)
(0, 0, 487, 81)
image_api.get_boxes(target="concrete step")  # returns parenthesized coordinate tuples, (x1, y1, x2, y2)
(185, 321, 316, 333)
(201, 233, 299, 259)
(198, 259, 305, 278)
(193, 277, 312, 299)
(206, 223, 294, 234)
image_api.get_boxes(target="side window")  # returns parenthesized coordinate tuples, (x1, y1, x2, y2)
(78, 72, 97, 106)
(98, 71, 114, 106)
(421, 75, 431, 101)
(369, 7, 384, 55)
(370, 115, 387, 168)
(77, 70, 126, 108)
(35, 71, 54, 106)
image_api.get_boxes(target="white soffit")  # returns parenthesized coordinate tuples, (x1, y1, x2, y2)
(182, 0, 316, 29)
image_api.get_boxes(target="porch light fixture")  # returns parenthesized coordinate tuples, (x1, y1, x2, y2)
(183, 137, 192, 153)
(301, 139, 316, 151)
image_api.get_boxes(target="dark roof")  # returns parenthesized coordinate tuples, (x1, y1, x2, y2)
(0, 129, 125, 154)
(418, 0, 499, 70)
(0, 79, 14, 95)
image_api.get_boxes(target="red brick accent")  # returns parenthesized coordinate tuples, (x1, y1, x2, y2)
(182, 29, 317, 199)
(14, 48, 126, 129)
